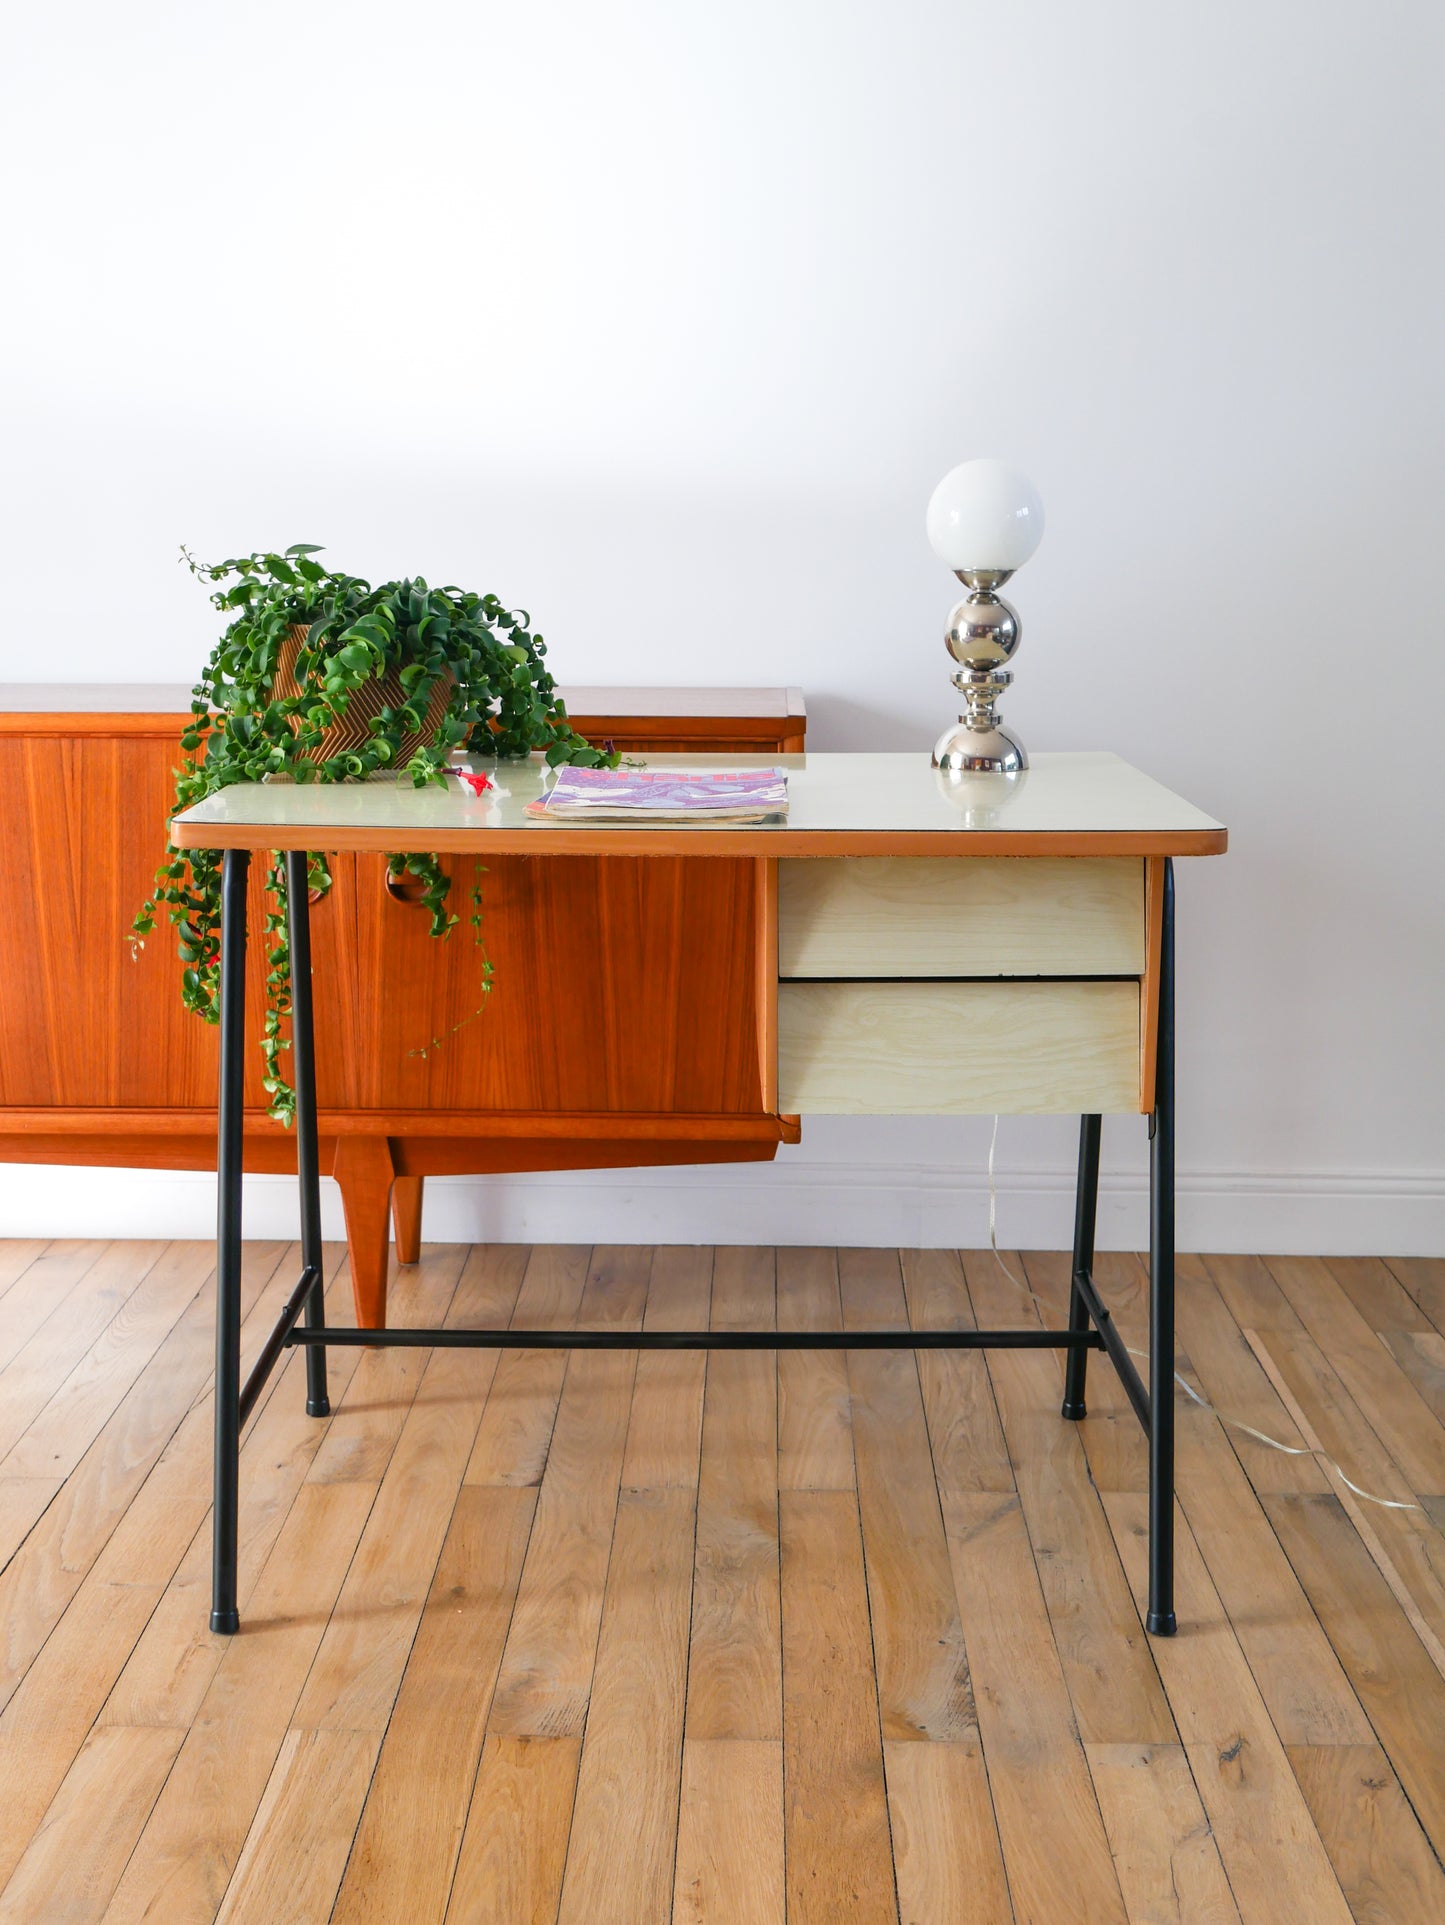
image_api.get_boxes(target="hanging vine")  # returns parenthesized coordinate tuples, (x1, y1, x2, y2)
(132, 545, 614, 1122)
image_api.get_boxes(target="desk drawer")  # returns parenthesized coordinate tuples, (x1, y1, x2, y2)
(778, 857, 1144, 979)
(777, 980, 1141, 1114)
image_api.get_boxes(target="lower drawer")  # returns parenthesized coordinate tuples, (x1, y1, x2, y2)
(778, 979, 1141, 1115)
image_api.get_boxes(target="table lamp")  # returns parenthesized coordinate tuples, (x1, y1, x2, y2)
(927, 458, 1044, 774)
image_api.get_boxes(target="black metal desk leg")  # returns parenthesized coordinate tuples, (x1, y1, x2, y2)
(1062, 1113, 1102, 1419)
(1147, 858, 1177, 1637)
(211, 849, 250, 1636)
(284, 852, 329, 1419)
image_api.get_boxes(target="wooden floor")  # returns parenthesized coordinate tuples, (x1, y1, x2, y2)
(0, 1242, 1442, 1922)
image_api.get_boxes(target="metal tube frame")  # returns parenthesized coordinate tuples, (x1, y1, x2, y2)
(209, 852, 1179, 1637)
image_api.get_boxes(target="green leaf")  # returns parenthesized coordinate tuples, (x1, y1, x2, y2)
(285, 543, 325, 557)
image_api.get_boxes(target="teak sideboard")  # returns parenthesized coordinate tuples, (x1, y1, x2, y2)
(0, 685, 806, 1324)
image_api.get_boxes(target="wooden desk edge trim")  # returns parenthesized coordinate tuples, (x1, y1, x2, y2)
(1140, 856, 1165, 1113)
(168, 821, 1228, 858)
(1, 689, 808, 739)
(0, 1107, 790, 1141)
(756, 858, 779, 1112)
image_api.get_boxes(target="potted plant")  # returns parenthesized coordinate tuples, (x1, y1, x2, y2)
(132, 545, 615, 1121)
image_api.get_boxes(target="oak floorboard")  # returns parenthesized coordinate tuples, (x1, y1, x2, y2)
(1103, 1493, 1353, 1925)
(1172, 1403, 1372, 1748)
(0, 1722, 182, 1923)
(290, 1249, 502, 1737)
(840, 1248, 976, 1744)
(1070, 1254, 1370, 1747)
(0, 1239, 225, 1562)
(0, 1241, 49, 1304)
(1085, 1743, 1240, 1925)
(0, 1238, 163, 1461)
(1324, 1255, 1435, 1334)
(1249, 1325, 1445, 1659)
(330, 1485, 536, 1925)
(621, 1244, 711, 1492)
(1381, 1326, 1445, 1427)
(962, 1251, 1174, 1747)
(776, 1247, 853, 1491)
(557, 1487, 695, 1924)
(1286, 1741, 1445, 1924)
(214, 1726, 380, 1925)
(0, 1476, 59, 1573)
(306, 1244, 471, 1486)
(1387, 1255, 1445, 1334)
(687, 1356, 781, 1741)
(1175, 1254, 1328, 1496)
(0, 1248, 301, 1890)
(485, 1247, 644, 1739)
(463, 1243, 590, 1487)
(673, 1740, 785, 1925)
(780, 1489, 897, 1924)
(943, 1492, 1125, 1923)
(0, 1240, 111, 1377)
(899, 1247, 1015, 1496)
(98, 1244, 358, 1733)
(103, 1481, 376, 1925)
(1264, 1490, 1445, 1860)
(444, 1735, 580, 1925)
(1265, 1253, 1445, 1496)
(884, 1738, 1013, 1925)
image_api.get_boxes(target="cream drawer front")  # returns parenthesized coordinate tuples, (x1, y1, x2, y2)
(778, 857, 1144, 978)
(778, 980, 1141, 1114)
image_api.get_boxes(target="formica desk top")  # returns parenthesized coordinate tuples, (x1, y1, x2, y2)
(171, 752, 1226, 859)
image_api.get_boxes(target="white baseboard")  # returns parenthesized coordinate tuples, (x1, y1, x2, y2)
(2, 1156, 1440, 1256)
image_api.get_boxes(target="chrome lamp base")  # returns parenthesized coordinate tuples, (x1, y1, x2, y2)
(932, 719, 1027, 775)
(932, 568, 1028, 777)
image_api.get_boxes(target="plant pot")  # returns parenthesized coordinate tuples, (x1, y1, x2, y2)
(274, 623, 455, 767)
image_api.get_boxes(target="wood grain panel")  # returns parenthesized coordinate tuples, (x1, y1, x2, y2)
(778, 979, 1142, 1115)
(1, 696, 800, 1325)
(779, 1491, 897, 1922)
(673, 1741, 785, 1925)
(779, 854, 1144, 978)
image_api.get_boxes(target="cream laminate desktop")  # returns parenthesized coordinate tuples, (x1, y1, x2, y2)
(171, 749, 1226, 856)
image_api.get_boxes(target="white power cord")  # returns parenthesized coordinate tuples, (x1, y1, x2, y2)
(984, 1116, 1419, 1512)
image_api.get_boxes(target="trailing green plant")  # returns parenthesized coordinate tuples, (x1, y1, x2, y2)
(132, 545, 615, 1123)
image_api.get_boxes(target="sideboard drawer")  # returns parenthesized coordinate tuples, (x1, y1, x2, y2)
(778, 856, 1144, 979)
(777, 979, 1141, 1114)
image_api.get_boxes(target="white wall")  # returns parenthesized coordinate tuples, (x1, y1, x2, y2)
(2, 0, 1442, 1252)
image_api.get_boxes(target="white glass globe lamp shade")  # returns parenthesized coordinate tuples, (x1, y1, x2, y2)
(927, 458, 1043, 776)
(926, 459, 1044, 581)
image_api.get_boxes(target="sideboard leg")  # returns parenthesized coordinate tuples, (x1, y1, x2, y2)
(211, 848, 249, 1637)
(1147, 858, 1177, 1637)
(391, 1176, 424, 1266)
(1062, 1113, 1101, 1420)
(285, 852, 329, 1417)
(334, 1135, 395, 1329)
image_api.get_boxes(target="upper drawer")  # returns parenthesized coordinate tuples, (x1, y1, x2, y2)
(778, 856, 1144, 979)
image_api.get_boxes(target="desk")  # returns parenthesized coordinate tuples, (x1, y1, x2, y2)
(172, 751, 1226, 1639)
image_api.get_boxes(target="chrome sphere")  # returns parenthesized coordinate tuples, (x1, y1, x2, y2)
(932, 720, 1028, 775)
(945, 594, 1020, 672)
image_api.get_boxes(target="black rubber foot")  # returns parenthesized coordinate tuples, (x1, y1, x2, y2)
(210, 1608, 240, 1636)
(1060, 1399, 1087, 1421)
(1146, 1609, 1177, 1637)
(306, 1397, 331, 1418)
